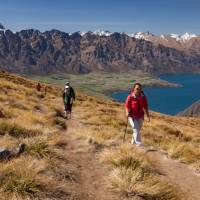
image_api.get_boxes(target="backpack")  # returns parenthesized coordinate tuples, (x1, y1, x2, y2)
(63, 88, 71, 104)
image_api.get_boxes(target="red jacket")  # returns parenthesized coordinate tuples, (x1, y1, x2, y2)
(125, 91, 148, 119)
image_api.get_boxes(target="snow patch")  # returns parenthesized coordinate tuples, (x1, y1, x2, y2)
(170, 32, 197, 42)
(180, 32, 197, 41)
(128, 32, 154, 40)
(93, 29, 112, 36)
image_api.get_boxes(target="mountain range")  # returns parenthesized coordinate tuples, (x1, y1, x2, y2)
(0, 24, 200, 75)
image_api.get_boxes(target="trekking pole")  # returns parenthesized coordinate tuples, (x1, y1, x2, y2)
(123, 116, 129, 143)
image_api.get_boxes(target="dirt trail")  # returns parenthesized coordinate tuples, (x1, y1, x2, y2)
(137, 147, 200, 200)
(63, 114, 120, 200)
(64, 110, 200, 200)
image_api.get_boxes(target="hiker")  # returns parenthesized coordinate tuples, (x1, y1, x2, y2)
(36, 82, 42, 92)
(125, 82, 150, 145)
(63, 82, 75, 119)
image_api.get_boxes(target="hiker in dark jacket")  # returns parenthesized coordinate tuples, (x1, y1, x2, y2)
(63, 82, 75, 119)
(125, 82, 150, 146)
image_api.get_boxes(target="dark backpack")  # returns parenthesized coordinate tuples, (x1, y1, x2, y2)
(63, 88, 71, 104)
(63, 87, 75, 104)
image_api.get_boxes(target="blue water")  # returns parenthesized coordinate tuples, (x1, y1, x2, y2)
(111, 74, 200, 115)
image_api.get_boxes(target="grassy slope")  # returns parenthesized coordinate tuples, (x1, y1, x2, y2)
(73, 86, 200, 200)
(0, 72, 72, 199)
(0, 71, 199, 199)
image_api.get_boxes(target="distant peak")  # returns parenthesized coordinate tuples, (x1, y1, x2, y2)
(180, 32, 197, 41)
(93, 29, 112, 36)
(127, 31, 154, 40)
(169, 32, 197, 42)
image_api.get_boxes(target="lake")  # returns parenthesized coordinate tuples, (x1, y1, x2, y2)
(111, 74, 200, 115)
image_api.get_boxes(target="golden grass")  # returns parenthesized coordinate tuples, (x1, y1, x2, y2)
(100, 144, 180, 200)
(73, 87, 199, 198)
(0, 72, 69, 199)
(1, 71, 199, 199)
(0, 157, 45, 198)
(141, 114, 200, 169)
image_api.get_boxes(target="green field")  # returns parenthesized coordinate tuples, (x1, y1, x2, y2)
(26, 71, 181, 96)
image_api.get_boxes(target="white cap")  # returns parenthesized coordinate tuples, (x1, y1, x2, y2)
(65, 81, 70, 85)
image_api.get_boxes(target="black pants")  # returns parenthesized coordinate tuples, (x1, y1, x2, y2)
(64, 103, 72, 112)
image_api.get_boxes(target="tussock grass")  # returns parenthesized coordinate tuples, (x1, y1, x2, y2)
(77, 94, 198, 198)
(0, 121, 43, 138)
(0, 157, 45, 198)
(167, 141, 200, 163)
(100, 144, 180, 200)
(0, 72, 70, 199)
(1, 71, 199, 199)
(0, 109, 13, 119)
(48, 134, 68, 148)
(25, 140, 55, 159)
(51, 117, 67, 130)
(0, 134, 18, 149)
(142, 118, 200, 169)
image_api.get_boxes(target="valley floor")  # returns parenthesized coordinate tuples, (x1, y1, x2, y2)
(27, 71, 181, 96)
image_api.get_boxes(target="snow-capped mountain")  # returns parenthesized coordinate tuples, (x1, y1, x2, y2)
(127, 31, 198, 42)
(127, 32, 154, 40)
(93, 30, 112, 36)
(75, 30, 112, 37)
(68, 29, 198, 44)
(167, 32, 197, 42)
(0, 24, 200, 75)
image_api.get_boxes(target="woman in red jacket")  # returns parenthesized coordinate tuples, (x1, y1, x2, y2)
(125, 82, 150, 145)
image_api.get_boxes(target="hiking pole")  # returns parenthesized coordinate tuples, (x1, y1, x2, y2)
(123, 116, 129, 143)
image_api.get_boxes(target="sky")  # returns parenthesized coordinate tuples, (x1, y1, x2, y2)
(0, 0, 200, 35)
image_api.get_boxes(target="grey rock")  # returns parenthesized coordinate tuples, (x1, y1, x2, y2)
(0, 143, 25, 160)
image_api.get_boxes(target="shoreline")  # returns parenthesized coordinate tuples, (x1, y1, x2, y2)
(102, 80, 182, 97)
(25, 71, 182, 97)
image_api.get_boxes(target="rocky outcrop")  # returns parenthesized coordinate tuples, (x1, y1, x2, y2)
(0, 27, 200, 75)
(177, 100, 200, 117)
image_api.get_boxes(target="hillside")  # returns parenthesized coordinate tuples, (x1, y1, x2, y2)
(177, 100, 200, 117)
(0, 27, 200, 75)
(0, 71, 200, 200)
